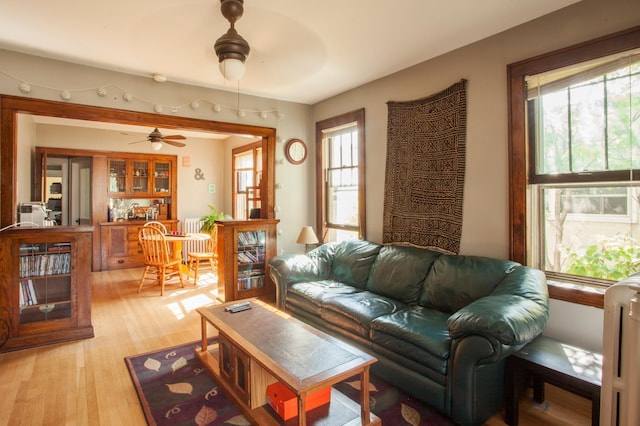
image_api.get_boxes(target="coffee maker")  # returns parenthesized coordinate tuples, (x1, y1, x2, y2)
(18, 202, 53, 227)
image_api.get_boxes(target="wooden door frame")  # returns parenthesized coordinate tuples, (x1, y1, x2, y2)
(0, 95, 277, 270)
(1, 94, 276, 226)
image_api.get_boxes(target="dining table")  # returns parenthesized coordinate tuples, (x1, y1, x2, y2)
(159, 232, 211, 279)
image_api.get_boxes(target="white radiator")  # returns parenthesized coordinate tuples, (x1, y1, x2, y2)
(601, 274, 640, 426)
(180, 218, 207, 261)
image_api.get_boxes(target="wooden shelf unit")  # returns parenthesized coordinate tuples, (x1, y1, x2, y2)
(215, 219, 279, 303)
(0, 227, 94, 352)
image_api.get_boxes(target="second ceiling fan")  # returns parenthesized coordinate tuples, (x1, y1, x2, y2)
(129, 127, 186, 151)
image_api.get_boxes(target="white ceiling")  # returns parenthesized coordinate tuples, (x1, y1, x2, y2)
(0, 0, 580, 105)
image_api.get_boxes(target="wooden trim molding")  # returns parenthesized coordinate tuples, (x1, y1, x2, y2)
(548, 282, 604, 309)
(315, 108, 366, 242)
(0, 94, 277, 228)
(507, 26, 640, 306)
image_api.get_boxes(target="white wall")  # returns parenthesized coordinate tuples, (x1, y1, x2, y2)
(311, 0, 640, 351)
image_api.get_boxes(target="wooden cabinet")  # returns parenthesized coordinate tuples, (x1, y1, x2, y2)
(218, 333, 251, 405)
(0, 227, 94, 352)
(99, 220, 178, 270)
(215, 219, 279, 303)
(108, 158, 175, 197)
(102, 152, 178, 271)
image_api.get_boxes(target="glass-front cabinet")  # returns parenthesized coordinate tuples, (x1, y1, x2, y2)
(109, 158, 127, 194)
(153, 160, 171, 194)
(0, 227, 94, 352)
(18, 240, 73, 324)
(109, 158, 152, 195)
(237, 230, 267, 292)
(131, 160, 149, 194)
(215, 219, 279, 303)
(218, 333, 251, 405)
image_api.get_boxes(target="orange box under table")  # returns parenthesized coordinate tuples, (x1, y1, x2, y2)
(266, 382, 332, 420)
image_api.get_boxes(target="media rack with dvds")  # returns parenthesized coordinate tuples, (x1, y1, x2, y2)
(0, 227, 94, 352)
(214, 219, 279, 303)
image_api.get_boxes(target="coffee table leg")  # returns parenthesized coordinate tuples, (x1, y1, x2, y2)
(360, 367, 371, 425)
(201, 316, 208, 351)
(298, 391, 307, 426)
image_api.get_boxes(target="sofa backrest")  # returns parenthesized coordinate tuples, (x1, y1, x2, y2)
(419, 254, 521, 314)
(328, 240, 382, 289)
(365, 244, 440, 304)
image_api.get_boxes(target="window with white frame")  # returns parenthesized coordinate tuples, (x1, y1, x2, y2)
(527, 51, 640, 284)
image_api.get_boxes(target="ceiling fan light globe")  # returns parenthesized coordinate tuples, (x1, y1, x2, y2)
(219, 59, 246, 81)
(151, 141, 163, 151)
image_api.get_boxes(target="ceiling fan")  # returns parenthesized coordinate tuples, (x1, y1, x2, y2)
(129, 128, 186, 151)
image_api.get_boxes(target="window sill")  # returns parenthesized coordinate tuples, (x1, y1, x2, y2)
(547, 280, 604, 309)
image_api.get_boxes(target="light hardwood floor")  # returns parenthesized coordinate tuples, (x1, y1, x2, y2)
(0, 268, 592, 425)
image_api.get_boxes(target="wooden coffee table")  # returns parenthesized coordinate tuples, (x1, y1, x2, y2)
(195, 299, 380, 426)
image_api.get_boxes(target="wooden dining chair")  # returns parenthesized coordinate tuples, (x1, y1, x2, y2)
(138, 226, 184, 295)
(143, 220, 173, 256)
(143, 221, 167, 233)
(187, 225, 218, 285)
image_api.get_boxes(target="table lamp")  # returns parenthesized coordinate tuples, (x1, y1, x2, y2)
(296, 226, 319, 253)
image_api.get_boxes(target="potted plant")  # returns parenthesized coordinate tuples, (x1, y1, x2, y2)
(200, 205, 229, 233)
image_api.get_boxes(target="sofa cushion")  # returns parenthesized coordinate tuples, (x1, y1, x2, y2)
(286, 280, 360, 316)
(419, 254, 520, 313)
(330, 240, 382, 289)
(365, 245, 440, 304)
(321, 291, 408, 337)
(370, 306, 451, 375)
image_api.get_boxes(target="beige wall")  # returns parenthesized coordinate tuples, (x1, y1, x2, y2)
(312, 0, 640, 258)
(0, 49, 313, 254)
(311, 0, 640, 351)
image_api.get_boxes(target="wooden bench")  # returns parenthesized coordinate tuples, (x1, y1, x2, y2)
(504, 335, 602, 426)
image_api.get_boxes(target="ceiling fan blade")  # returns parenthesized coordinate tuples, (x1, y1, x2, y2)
(164, 140, 186, 148)
(128, 139, 148, 145)
(163, 135, 186, 140)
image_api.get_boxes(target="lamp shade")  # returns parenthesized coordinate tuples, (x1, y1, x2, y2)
(219, 58, 246, 81)
(150, 141, 163, 151)
(296, 226, 319, 245)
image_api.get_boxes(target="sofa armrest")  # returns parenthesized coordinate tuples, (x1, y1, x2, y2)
(447, 264, 549, 350)
(269, 254, 324, 309)
(447, 294, 548, 349)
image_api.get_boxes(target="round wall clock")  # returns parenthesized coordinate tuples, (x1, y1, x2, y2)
(285, 138, 307, 165)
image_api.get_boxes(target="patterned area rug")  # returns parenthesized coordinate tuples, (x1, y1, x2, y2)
(125, 339, 456, 425)
(383, 79, 467, 254)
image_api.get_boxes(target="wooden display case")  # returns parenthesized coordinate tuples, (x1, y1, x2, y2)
(108, 157, 175, 197)
(215, 219, 279, 303)
(0, 227, 94, 352)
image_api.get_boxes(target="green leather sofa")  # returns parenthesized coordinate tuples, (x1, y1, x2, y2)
(268, 240, 549, 426)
